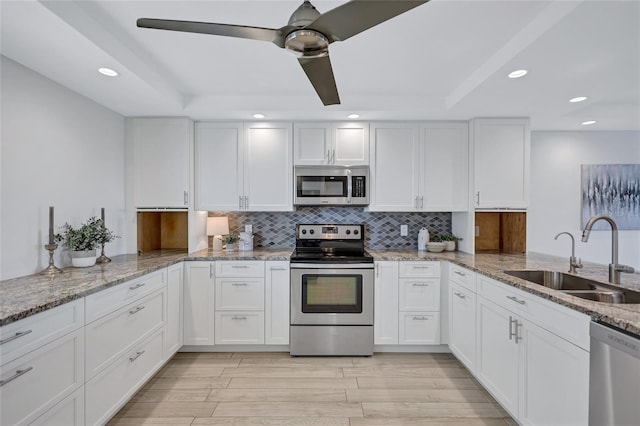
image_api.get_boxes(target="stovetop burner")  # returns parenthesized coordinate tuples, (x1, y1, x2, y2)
(290, 224, 372, 264)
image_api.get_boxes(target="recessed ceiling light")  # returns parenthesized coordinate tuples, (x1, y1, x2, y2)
(348, 114, 360, 119)
(582, 120, 597, 126)
(569, 96, 588, 103)
(252, 113, 265, 119)
(98, 67, 118, 77)
(508, 69, 528, 79)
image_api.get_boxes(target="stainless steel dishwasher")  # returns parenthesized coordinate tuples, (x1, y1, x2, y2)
(589, 321, 640, 425)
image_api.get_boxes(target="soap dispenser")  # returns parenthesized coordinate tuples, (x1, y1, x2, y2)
(417, 228, 429, 251)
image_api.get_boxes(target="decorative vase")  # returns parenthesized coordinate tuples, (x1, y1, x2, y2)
(71, 249, 97, 267)
(226, 243, 236, 252)
(445, 241, 456, 251)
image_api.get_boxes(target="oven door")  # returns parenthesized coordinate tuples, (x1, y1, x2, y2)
(290, 264, 374, 326)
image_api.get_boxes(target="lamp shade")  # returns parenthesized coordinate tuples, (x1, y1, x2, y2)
(207, 216, 229, 236)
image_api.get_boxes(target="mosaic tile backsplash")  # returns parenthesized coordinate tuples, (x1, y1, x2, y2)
(211, 207, 451, 250)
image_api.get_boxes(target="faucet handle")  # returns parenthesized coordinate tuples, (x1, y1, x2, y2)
(615, 264, 635, 274)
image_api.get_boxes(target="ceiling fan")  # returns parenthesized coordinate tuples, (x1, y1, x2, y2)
(137, 0, 429, 106)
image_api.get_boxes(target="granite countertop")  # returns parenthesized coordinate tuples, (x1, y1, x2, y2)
(2, 248, 639, 335)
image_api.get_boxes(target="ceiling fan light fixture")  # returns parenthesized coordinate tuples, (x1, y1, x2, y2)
(285, 30, 329, 58)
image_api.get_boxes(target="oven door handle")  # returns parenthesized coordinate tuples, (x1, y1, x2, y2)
(290, 263, 374, 269)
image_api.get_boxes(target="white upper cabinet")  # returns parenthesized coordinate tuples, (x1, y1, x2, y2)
(369, 122, 469, 212)
(294, 122, 369, 166)
(131, 118, 191, 209)
(195, 122, 293, 211)
(472, 118, 530, 209)
(421, 123, 469, 211)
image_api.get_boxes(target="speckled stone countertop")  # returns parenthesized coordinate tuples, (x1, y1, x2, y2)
(0, 248, 291, 326)
(370, 249, 640, 335)
(2, 248, 639, 335)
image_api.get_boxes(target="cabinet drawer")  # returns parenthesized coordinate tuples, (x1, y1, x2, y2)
(398, 278, 440, 311)
(215, 311, 264, 344)
(398, 312, 440, 345)
(216, 261, 265, 278)
(215, 277, 264, 310)
(478, 275, 590, 350)
(0, 299, 84, 366)
(399, 261, 440, 278)
(86, 289, 165, 379)
(86, 269, 166, 323)
(449, 264, 477, 292)
(0, 329, 84, 426)
(85, 330, 164, 426)
(29, 387, 84, 426)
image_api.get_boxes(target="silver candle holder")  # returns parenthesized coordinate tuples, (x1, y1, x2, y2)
(96, 207, 111, 264)
(40, 206, 63, 274)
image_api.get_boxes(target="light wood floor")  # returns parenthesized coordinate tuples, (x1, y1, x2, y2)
(108, 352, 516, 426)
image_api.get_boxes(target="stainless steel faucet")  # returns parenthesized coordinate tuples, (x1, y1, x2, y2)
(581, 214, 635, 284)
(554, 232, 583, 273)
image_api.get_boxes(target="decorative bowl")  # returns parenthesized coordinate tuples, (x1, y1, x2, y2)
(426, 242, 446, 253)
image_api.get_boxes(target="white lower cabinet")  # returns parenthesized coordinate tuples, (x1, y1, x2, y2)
(29, 387, 84, 426)
(0, 328, 84, 426)
(475, 275, 590, 424)
(265, 261, 290, 345)
(399, 312, 439, 344)
(374, 261, 399, 344)
(85, 329, 164, 425)
(448, 281, 477, 371)
(215, 312, 264, 344)
(183, 261, 215, 345)
(165, 262, 184, 358)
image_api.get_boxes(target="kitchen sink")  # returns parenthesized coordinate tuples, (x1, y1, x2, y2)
(502, 270, 640, 304)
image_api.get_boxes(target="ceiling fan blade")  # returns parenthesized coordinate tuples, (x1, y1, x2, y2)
(306, 0, 429, 43)
(137, 18, 285, 46)
(298, 55, 340, 106)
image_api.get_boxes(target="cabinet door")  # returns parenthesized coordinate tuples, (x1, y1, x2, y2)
(132, 118, 190, 208)
(449, 282, 477, 372)
(374, 261, 399, 345)
(195, 122, 244, 211)
(265, 261, 290, 345)
(244, 123, 293, 211)
(369, 123, 421, 211)
(398, 312, 439, 345)
(422, 122, 469, 211)
(214, 312, 265, 344)
(215, 277, 264, 311)
(332, 122, 369, 165)
(398, 278, 440, 311)
(29, 387, 84, 426)
(473, 118, 530, 209)
(476, 296, 519, 417)
(293, 122, 332, 165)
(165, 263, 183, 358)
(518, 320, 589, 426)
(183, 262, 214, 345)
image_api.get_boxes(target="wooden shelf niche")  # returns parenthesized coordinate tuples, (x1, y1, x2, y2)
(475, 211, 526, 254)
(137, 211, 188, 253)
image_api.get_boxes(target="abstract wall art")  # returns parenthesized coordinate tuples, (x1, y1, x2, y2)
(581, 164, 640, 230)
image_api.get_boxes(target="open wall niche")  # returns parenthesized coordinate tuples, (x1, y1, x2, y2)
(475, 211, 526, 254)
(137, 211, 188, 253)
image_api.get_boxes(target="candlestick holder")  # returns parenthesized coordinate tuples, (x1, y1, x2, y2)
(40, 243, 63, 275)
(96, 243, 111, 264)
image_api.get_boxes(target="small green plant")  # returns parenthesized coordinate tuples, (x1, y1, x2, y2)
(439, 233, 463, 242)
(55, 217, 117, 251)
(223, 234, 239, 244)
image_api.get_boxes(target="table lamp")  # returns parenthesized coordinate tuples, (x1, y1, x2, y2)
(207, 216, 229, 251)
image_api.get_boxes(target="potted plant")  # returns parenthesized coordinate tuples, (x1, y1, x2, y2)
(55, 217, 117, 267)
(439, 233, 463, 251)
(223, 234, 239, 252)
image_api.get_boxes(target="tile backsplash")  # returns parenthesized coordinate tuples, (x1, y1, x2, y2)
(210, 207, 451, 250)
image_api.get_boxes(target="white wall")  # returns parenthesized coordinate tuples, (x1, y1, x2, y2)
(1, 56, 126, 280)
(528, 131, 640, 270)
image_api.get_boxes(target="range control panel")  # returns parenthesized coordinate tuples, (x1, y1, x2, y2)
(296, 224, 364, 240)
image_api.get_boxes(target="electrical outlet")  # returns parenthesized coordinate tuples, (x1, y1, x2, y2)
(475, 226, 480, 237)
(245, 224, 252, 233)
(400, 225, 408, 236)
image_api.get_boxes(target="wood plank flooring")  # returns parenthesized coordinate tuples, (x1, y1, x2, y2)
(108, 352, 516, 426)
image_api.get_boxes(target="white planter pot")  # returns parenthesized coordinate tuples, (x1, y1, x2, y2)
(71, 249, 97, 267)
(225, 243, 236, 252)
(445, 241, 456, 251)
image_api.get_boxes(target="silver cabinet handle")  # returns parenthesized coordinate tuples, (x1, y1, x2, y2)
(244, 196, 249, 209)
(412, 283, 430, 287)
(184, 190, 189, 206)
(415, 196, 419, 210)
(453, 291, 466, 299)
(413, 266, 432, 270)
(375, 263, 379, 278)
(129, 282, 145, 291)
(331, 149, 336, 164)
(0, 366, 33, 386)
(232, 282, 248, 286)
(0, 330, 32, 345)
(454, 270, 466, 277)
(239, 195, 243, 209)
(209, 263, 214, 279)
(515, 320, 522, 342)
(129, 306, 145, 315)
(420, 196, 424, 209)
(232, 316, 248, 320)
(507, 295, 526, 305)
(231, 265, 249, 269)
(412, 316, 429, 320)
(475, 191, 480, 206)
(129, 350, 145, 363)
(270, 267, 287, 271)
(509, 316, 517, 341)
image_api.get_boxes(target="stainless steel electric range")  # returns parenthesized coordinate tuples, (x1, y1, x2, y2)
(289, 224, 374, 356)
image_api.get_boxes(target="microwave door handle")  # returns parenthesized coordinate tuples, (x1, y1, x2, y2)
(347, 169, 352, 204)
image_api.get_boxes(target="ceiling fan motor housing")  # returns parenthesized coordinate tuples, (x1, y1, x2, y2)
(285, 30, 329, 58)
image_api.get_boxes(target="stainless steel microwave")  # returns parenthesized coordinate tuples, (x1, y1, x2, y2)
(294, 166, 369, 206)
